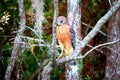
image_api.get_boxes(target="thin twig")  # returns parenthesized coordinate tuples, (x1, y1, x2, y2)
(87, 44, 103, 53)
(81, 22, 107, 36)
(11, 41, 54, 48)
(79, 39, 120, 59)
(100, 46, 120, 54)
(0, 35, 15, 37)
(25, 26, 41, 40)
(21, 36, 42, 42)
(11, 42, 30, 46)
(108, 0, 112, 7)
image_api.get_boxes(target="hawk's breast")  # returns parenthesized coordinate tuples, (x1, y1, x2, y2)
(56, 24, 71, 44)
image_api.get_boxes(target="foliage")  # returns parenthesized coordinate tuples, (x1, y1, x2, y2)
(50, 66, 65, 80)
(85, 75, 91, 80)
(23, 50, 38, 80)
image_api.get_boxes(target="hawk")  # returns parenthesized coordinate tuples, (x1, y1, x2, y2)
(56, 16, 75, 59)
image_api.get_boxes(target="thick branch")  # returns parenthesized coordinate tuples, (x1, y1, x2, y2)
(51, 0, 58, 69)
(51, 0, 58, 52)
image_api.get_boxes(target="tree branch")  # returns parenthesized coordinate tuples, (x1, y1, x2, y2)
(80, 39, 120, 59)
(52, 0, 58, 47)
(81, 22, 107, 36)
(87, 44, 103, 53)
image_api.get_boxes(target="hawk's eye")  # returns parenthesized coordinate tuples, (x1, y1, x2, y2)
(60, 20, 63, 23)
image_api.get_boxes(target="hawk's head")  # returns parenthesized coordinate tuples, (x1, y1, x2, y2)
(57, 16, 68, 26)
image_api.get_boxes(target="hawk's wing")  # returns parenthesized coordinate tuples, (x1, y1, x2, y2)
(70, 28, 75, 50)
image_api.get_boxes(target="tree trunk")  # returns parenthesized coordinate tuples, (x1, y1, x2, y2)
(31, 0, 45, 79)
(31, 0, 45, 38)
(4, 0, 26, 80)
(66, 0, 82, 80)
(104, 8, 120, 80)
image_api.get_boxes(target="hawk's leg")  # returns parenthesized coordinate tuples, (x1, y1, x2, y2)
(64, 44, 73, 57)
(58, 41, 65, 59)
(63, 48, 69, 57)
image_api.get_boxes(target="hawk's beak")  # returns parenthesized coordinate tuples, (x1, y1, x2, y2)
(57, 23, 60, 26)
